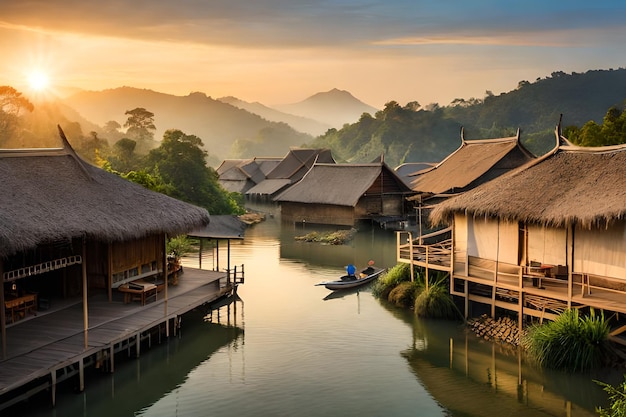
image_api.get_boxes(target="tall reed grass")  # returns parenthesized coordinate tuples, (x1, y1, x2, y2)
(522, 308, 610, 372)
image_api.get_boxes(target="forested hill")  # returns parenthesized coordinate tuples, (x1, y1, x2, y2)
(63, 87, 312, 161)
(310, 68, 626, 167)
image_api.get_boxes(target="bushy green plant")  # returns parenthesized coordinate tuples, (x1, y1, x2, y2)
(388, 281, 421, 308)
(414, 276, 459, 319)
(372, 263, 414, 299)
(596, 377, 626, 417)
(167, 235, 193, 258)
(522, 308, 610, 372)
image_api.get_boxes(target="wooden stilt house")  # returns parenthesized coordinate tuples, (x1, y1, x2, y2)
(425, 129, 626, 325)
(0, 127, 210, 358)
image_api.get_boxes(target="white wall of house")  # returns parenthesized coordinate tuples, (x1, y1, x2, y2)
(466, 217, 518, 264)
(574, 221, 626, 279)
(527, 225, 567, 266)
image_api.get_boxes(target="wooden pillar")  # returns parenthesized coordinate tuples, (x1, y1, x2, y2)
(51, 370, 57, 406)
(135, 333, 140, 357)
(79, 358, 85, 392)
(163, 234, 169, 337)
(567, 223, 574, 307)
(1, 259, 6, 360)
(110, 344, 115, 372)
(82, 238, 89, 349)
(199, 238, 203, 269)
(216, 241, 220, 271)
(107, 243, 113, 302)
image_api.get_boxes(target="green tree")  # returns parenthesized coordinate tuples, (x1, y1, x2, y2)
(0, 86, 34, 145)
(145, 129, 244, 214)
(124, 107, 157, 153)
(108, 138, 138, 172)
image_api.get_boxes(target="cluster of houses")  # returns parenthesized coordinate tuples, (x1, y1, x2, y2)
(1, 121, 625, 408)
(219, 125, 626, 335)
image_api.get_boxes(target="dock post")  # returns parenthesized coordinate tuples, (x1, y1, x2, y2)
(79, 358, 85, 392)
(110, 345, 115, 372)
(136, 333, 140, 357)
(51, 370, 57, 406)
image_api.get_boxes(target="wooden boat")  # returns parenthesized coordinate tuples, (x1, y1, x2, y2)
(316, 265, 386, 291)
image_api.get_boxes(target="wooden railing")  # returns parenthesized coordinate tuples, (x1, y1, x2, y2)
(226, 264, 245, 286)
(397, 228, 453, 269)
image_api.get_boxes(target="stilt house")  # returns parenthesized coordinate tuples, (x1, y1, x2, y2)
(274, 158, 413, 226)
(425, 131, 626, 323)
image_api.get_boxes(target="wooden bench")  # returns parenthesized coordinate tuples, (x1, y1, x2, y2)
(118, 280, 158, 305)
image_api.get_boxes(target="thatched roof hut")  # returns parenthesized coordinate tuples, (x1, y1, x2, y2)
(274, 161, 413, 226)
(0, 131, 210, 259)
(409, 129, 535, 197)
(431, 141, 626, 229)
(246, 148, 335, 198)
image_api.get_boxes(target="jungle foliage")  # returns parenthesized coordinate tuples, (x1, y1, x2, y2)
(310, 68, 626, 167)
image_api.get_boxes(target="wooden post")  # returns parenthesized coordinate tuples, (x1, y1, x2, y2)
(107, 243, 113, 302)
(79, 358, 85, 392)
(567, 224, 574, 306)
(51, 370, 57, 406)
(0, 259, 6, 360)
(82, 238, 89, 349)
(199, 238, 203, 269)
(163, 234, 169, 337)
(408, 232, 414, 282)
(216, 241, 220, 271)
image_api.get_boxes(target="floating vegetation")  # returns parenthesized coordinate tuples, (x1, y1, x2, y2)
(294, 228, 357, 245)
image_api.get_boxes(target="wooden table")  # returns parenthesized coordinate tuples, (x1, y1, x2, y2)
(4, 294, 37, 323)
(118, 281, 158, 305)
(527, 264, 554, 288)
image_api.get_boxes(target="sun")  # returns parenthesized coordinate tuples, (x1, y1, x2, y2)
(27, 70, 50, 92)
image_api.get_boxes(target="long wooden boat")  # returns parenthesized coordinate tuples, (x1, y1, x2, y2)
(316, 266, 386, 291)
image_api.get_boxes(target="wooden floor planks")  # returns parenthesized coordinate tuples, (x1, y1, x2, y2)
(0, 267, 229, 400)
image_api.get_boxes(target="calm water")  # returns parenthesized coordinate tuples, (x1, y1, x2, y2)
(13, 205, 620, 416)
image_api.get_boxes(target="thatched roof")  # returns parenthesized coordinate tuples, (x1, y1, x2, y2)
(274, 162, 411, 206)
(188, 215, 245, 239)
(409, 129, 534, 195)
(266, 148, 335, 179)
(0, 131, 210, 258)
(245, 178, 292, 196)
(430, 141, 626, 228)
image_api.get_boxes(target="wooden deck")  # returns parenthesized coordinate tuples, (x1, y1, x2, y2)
(0, 267, 232, 410)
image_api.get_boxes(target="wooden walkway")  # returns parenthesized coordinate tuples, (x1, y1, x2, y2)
(0, 267, 231, 410)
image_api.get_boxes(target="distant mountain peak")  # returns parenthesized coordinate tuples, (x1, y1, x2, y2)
(277, 89, 378, 128)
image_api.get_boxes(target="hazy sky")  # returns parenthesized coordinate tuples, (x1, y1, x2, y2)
(2, 1, 626, 108)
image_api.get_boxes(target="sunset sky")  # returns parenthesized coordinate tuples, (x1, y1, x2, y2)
(2, 1, 626, 109)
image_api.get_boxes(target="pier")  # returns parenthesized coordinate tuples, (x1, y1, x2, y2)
(0, 267, 238, 411)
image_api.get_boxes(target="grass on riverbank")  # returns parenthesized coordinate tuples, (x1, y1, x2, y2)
(522, 308, 611, 372)
(373, 263, 459, 319)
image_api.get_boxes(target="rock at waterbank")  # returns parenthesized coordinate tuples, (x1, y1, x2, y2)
(294, 228, 357, 245)
(467, 315, 526, 346)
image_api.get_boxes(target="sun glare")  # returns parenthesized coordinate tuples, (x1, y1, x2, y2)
(28, 70, 50, 91)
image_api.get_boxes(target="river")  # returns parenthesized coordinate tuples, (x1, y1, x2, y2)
(13, 205, 620, 416)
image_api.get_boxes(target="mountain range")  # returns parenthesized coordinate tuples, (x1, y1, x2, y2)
(62, 87, 377, 161)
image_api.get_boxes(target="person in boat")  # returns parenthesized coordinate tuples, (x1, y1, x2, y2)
(362, 260, 375, 275)
(346, 264, 356, 280)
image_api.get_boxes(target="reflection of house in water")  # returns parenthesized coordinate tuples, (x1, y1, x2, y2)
(274, 156, 413, 227)
(0, 128, 240, 409)
(400, 127, 626, 335)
